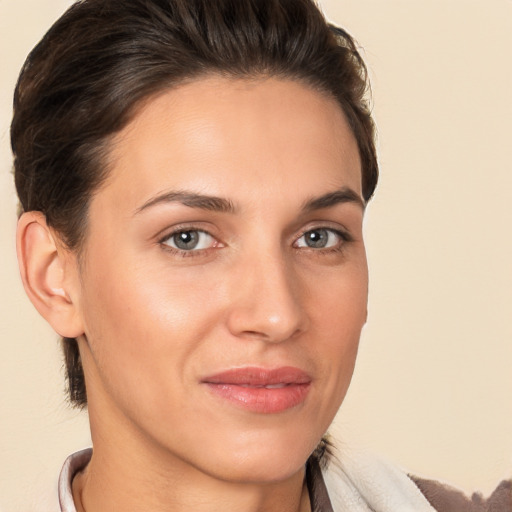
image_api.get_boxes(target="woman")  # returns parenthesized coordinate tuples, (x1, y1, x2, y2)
(10, 0, 510, 511)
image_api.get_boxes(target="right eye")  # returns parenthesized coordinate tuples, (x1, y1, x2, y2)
(161, 229, 217, 252)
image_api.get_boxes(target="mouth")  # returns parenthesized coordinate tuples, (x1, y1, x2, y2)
(202, 366, 312, 414)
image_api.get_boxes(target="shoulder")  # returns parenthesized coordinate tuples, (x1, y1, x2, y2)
(410, 475, 512, 512)
(313, 448, 512, 512)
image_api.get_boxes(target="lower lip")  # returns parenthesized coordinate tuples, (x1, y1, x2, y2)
(204, 383, 310, 413)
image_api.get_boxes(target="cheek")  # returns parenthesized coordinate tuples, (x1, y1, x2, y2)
(308, 254, 368, 335)
(77, 253, 222, 397)
(81, 247, 212, 333)
(305, 258, 368, 400)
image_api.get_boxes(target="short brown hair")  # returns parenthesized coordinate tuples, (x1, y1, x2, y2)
(12, 0, 378, 407)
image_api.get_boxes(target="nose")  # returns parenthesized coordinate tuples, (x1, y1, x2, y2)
(225, 252, 307, 343)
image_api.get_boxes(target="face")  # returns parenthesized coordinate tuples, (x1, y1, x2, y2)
(72, 76, 368, 483)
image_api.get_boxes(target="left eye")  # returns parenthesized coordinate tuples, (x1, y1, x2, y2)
(295, 228, 343, 249)
(162, 230, 216, 251)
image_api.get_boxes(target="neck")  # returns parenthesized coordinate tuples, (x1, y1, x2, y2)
(72, 448, 310, 512)
(72, 407, 310, 512)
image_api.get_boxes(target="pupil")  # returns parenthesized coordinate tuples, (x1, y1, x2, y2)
(307, 229, 328, 248)
(174, 231, 199, 249)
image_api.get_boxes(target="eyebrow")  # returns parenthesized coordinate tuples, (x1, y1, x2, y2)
(301, 187, 365, 212)
(135, 190, 236, 215)
(135, 186, 364, 216)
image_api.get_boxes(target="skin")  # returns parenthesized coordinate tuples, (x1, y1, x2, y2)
(18, 76, 368, 512)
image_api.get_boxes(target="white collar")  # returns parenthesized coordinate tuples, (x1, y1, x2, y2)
(58, 448, 92, 512)
(322, 450, 437, 512)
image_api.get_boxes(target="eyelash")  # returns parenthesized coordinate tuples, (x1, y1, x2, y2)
(294, 227, 352, 254)
(159, 227, 220, 258)
(158, 225, 352, 258)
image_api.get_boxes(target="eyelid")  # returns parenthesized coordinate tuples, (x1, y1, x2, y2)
(162, 229, 215, 250)
(295, 224, 352, 242)
(293, 225, 353, 251)
(157, 224, 224, 256)
(154, 220, 219, 242)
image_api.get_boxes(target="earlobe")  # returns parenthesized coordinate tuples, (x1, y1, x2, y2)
(16, 212, 84, 338)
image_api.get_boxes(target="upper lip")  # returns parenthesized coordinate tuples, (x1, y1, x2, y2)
(202, 366, 311, 386)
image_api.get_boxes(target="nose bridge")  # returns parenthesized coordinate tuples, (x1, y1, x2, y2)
(227, 247, 306, 342)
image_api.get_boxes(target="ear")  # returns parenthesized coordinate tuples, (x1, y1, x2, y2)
(16, 211, 84, 338)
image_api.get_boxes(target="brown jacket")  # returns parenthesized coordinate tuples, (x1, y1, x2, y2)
(411, 476, 512, 512)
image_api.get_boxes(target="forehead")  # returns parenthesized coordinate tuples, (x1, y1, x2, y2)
(100, 76, 362, 209)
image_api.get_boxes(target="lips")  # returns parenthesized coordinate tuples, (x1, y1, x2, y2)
(202, 366, 311, 413)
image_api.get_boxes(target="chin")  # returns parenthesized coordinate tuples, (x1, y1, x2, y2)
(199, 430, 320, 484)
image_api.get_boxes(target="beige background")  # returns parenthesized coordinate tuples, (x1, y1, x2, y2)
(1, 0, 511, 510)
